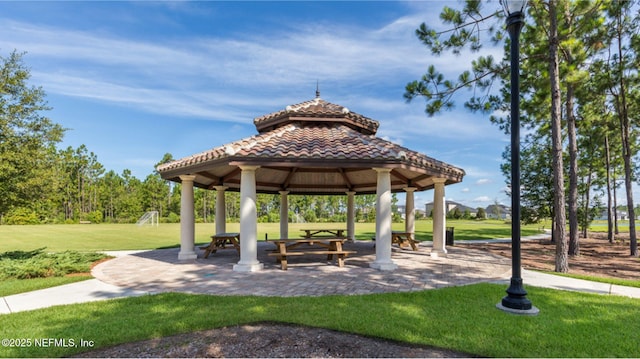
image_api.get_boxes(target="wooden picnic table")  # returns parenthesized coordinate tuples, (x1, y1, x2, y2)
(199, 232, 240, 258)
(267, 238, 356, 270)
(301, 228, 346, 238)
(391, 231, 419, 251)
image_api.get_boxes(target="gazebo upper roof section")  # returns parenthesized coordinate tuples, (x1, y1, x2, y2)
(157, 97, 465, 194)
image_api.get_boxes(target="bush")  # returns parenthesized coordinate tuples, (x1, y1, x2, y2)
(162, 212, 180, 223)
(257, 212, 280, 223)
(4, 208, 40, 225)
(0, 249, 108, 280)
(329, 214, 346, 222)
(303, 211, 317, 223)
(85, 210, 103, 224)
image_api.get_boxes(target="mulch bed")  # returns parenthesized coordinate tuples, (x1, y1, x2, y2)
(459, 232, 640, 280)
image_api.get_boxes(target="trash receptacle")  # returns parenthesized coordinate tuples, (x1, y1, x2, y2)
(446, 227, 454, 246)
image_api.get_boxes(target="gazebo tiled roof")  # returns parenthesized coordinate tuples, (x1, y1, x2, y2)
(157, 97, 465, 194)
(253, 97, 379, 135)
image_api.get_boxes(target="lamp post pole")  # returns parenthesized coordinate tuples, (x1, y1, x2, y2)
(498, 0, 538, 315)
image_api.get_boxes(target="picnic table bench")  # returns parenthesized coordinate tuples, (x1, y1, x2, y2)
(267, 238, 356, 270)
(199, 232, 240, 258)
(301, 228, 346, 238)
(392, 231, 419, 251)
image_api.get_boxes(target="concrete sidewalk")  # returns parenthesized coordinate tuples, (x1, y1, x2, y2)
(1, 279, 148, 314)
(1, 250, 151, 315)
(500, 269, 640, 298)
(2, 240, 639, 314)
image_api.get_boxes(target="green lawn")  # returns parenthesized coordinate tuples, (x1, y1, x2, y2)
(5, 220, 639, 357)
(0, 219, 545, 252)
(1, 284, 638, 358)
(589, 219, 630, 232)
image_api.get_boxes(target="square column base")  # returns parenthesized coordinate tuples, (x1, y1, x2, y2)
(233, 262, 264, 272)
(178, 251, 197, 261)
(370, 260, 398, 271)
(430, 249, 448, 258)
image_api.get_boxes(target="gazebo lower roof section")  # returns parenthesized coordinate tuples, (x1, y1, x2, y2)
(157, 97, 465, 194)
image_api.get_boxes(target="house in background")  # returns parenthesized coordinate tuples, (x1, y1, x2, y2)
(596, 209, 630, 221)
(421, 201, 511, 220)
(485, 204, 511, 220)
(396, 205, 426, 219)
(424, 201, 479, 218)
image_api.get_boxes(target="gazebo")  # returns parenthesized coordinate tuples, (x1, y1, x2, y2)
(157, 94, 465, 271)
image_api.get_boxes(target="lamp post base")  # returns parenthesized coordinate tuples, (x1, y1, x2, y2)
(498, 277, 539, 315)
(496, 302, 540, 315)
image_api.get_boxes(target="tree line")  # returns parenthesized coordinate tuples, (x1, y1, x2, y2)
(404, 0, 639, 268)
(0, 53, 391, 226)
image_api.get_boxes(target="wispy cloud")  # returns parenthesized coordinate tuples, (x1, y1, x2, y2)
(473, 196, 492, 203)
(0, 0, 515, 195)
(0, 4, 504, 126)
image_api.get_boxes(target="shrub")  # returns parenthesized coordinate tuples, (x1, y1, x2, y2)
(303, 211, 317, 223)
(329, 214, 346, 222)
(163, 212, 180, 223)
(0, 249, 108, 280)
(85, 210, 103, 224)
(4, 208, 40, 225)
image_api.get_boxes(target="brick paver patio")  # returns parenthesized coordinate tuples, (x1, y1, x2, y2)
(92, 241, 511, 297)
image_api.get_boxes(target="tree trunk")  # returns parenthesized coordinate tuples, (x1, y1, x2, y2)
(613, 172, 619, 235)
(581, 170, 592, 239)
(622, 153, 637, 255)
(567, 83, 579, 255)
(614, 9, 638, 256)
(605, 133, 614, 243)
(549, 0, 568, 272)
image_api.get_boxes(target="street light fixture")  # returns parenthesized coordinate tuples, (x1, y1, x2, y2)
(497, 0, 539, 315)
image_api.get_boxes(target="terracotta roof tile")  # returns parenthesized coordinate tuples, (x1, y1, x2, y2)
(157, 97, 465, 193)
(157, 122, 464, 178)
(253, 98, 379, 135)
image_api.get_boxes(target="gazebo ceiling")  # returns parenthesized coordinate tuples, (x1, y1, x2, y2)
(157, 97, 465, 194)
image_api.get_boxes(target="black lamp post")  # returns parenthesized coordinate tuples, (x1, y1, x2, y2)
(498, 0, 538, 315)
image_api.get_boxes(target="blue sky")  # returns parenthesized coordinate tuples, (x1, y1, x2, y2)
(2, 1, 519, 208)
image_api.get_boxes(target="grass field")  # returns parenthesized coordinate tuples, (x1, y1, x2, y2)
(2, 220, 640, 358)
(0, 219, 546, 252)
(589, 219, 630, 232)
(1, 284, 639, 358)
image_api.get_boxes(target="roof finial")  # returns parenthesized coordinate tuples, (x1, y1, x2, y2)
(315, 80, 320, 98)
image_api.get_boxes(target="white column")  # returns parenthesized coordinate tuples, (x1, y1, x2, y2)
(346, 191, 355, 241)
(213, 186, 227, 235)
(279, 191, 289, 239)
(234, 166, 264, 272)
(178, 175, 197, 260)
(404, 187, 417, 236)
(432, 178, 448, 258)
(370, 168, 397, 270)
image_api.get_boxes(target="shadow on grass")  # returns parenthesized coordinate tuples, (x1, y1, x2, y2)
(1, 284, 638, 358)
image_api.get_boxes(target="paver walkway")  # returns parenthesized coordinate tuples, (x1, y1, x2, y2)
(92, 241, 512, 297)
(4, 237, 640, 314)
